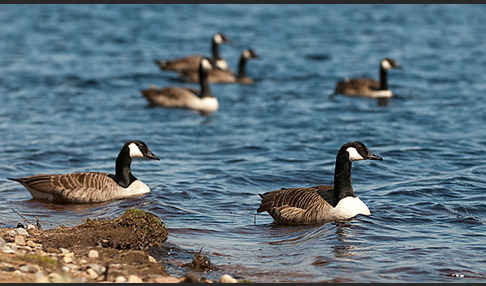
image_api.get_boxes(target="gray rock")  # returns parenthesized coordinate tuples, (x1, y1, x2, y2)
(20, 264, 39, 273)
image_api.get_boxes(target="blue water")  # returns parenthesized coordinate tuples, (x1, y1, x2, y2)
(1, 4, 486, 282)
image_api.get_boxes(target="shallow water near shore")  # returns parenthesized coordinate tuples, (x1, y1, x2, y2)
(2, 4, 486, 282)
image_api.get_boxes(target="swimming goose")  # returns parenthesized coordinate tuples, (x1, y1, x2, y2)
(334, 58, 402, 99)
(8, 140, 159, 204)
(180, 49, 259, 84)
(154, 32, 231, 73)
(257, 141, 382, 225)
(141, 58, 218, 115)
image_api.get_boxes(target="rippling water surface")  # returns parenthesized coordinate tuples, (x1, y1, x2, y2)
(1, 4, 486, 282)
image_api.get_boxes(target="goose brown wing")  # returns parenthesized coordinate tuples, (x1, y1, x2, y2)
(141, 87, 198, 107)
(11, 172, 120, 203)
(155, 55, 203, 72)
(257, 185, 333, 213)
(335, 77, 380, 94)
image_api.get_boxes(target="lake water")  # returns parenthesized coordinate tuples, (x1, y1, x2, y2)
(1, 4, 486, 282)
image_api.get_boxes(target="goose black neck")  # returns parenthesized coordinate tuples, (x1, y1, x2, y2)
(237, 55, 247, 78)
(333, 151, 355, 203)
(379, 65, 388, 90)
(211, 40, 221, 61)
(199, 68, 212, 98)
(114, 147, 136, 188)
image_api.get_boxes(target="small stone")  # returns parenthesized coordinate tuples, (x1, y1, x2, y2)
(86, 268, 98, 279)
(63, 256, 73, 264)
(1, 246, 15, 254)
(14, 235, 26, 246)
(148, 255, 157, 263)
(87, 263, 105, 275)
(128, 275, 143, 283)
(27, 224, 36, 231)
(20, 264, 39, 273)
(13, 270, 23, 276)
(16, 228, 29, 236)
(79, 259, 87, 264)
(59, 248, 70, 255)
(62, 266, 70, 272)
(115, 276, 127, 283)
(0, 237, 6, 247)
(88, 249, 99, 258)
(220, 274, 238, 283)
(153, 276, 181, 283)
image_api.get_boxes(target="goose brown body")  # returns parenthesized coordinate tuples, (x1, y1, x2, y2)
(257, 141, 383, 225)
(9, 172, 144, 204)
(180, 49, 258, 84)
(258, 185, 336, 225)
(9, 140, 159, 204)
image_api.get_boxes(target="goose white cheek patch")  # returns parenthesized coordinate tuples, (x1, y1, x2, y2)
(214, 34, 223, 44)
(128, 143, 144, 158)
(381, 60, 392, 70)
(346, 147, 364, 161)
(202, 59, 213, 70)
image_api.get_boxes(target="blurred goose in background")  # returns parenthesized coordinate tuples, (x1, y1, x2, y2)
(257, 141, 382, 225)
(142, 58, 218, 115)
(9, 140, 159, 204)
(154, 32, 231, 73)
(180, 49, 259, 84)
(334, 58, 402, 99)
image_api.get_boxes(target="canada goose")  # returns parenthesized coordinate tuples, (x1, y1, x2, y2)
(257, 141, 383, 225)
(141, 58, 218, 115)
(8, 140, 159, 204)
(334, 58, 402, 99)
(154, 32, 231, 73)
(180, 49, 259, 84)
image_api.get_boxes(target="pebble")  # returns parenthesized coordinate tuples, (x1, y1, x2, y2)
(0, 237, 6, 247)
(59, 248, 70, 255)
(16, 228, 29, 236)
(7, 230, 17, 239)
(62, 266, 70, 272)
(1, 246, 15, 254)
(88, 249, 99, 258)
(20, 264, 39, 273)
(14, 235, 26, 246)
(115, 276, 127, 283)
(35, 272, 50, 283)
(128, 275, 143, 283)
(79, 259, 88, 264)
(63, 256, 73, 264)
(220, 274, 238, 283)
(87, 263, 106, 275)
(86, 268, 98, 279)
(13, 270, 23, 276)
(153, 276, 181, 283)
(147, 255, 157, 263)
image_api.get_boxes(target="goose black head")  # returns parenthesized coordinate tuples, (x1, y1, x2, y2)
(381, 58, 402, 70)
(340, 141, 383, 162)
(243, 49, 259, 59)
(213, 32, 231, 45)
(124, 140, 159, 160)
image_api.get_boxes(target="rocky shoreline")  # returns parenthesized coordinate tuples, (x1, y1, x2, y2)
(0, 209, 241, 283)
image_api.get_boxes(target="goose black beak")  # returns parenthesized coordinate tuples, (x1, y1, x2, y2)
(367, 153, 383, 160)
(145, 151, 160, 160)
